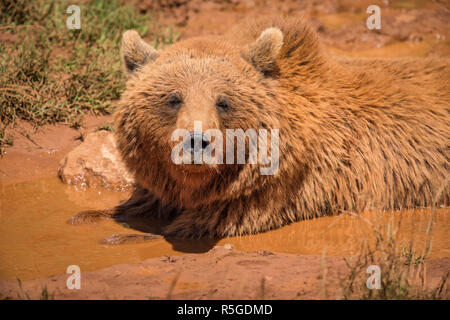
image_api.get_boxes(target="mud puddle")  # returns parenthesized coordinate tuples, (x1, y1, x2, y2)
(0, 177, 448, 281)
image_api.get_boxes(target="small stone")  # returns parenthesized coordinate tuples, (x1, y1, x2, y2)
(58, 131, 134, 190)
(224, 243, 234, 250)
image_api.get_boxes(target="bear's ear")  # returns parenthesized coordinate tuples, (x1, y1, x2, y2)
(122, 30, 159, 75)
(246, 27, 283, 76)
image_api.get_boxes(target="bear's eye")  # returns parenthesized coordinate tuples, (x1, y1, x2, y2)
(167, 92, 182, 108)
(216, 97, 230, 111)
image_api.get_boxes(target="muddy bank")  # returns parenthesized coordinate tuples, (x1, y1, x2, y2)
(141, 0, 450, 56)
(1, 0, 449, 300)
(1, 246, 448, 300)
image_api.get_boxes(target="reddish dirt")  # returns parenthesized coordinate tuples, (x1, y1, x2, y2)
(0, 246, 448, 300)
(0, 115, 113, 185)
(140, 0, 450, 54)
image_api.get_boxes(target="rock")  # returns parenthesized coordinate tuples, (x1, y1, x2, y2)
(223, 243, 234, 251)
(58, 131, 134, 190)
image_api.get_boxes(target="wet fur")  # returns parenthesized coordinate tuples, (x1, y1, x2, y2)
(92, 18, 449, 238)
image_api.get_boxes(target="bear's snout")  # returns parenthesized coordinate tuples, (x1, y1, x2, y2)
(183, 132, 211, 152)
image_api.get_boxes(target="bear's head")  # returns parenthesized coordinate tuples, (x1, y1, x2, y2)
(115, 28, 285, 206)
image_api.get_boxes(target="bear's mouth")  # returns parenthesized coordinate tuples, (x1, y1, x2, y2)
(169, 163, 217, 187)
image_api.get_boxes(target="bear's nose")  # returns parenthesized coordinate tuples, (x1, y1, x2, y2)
(184, 133, 210, 151)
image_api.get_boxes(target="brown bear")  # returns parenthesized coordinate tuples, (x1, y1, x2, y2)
(72, 17, 449, 239)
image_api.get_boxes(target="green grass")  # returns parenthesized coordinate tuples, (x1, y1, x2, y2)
(97, 122, 114, 132)
(0, 0, 178, 154)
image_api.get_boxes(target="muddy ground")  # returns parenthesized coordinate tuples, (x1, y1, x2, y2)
(1, 245, 449, 300)
(0, 0, 449, 299)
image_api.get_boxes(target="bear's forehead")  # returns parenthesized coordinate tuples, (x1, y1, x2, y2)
(162, 37, 242, 59)
(133, 37, 259, 91)
(138, 55, 252, 86)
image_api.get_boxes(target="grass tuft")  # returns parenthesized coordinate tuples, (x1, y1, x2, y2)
(97, 122, 114, 132)
(0, 0, 177, 154)
(339, 209, 448, 299)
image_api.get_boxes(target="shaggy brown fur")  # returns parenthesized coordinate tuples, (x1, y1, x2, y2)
(74, 17, 449, 239)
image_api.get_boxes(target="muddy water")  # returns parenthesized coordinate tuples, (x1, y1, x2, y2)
(0, 177, 448, 281)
